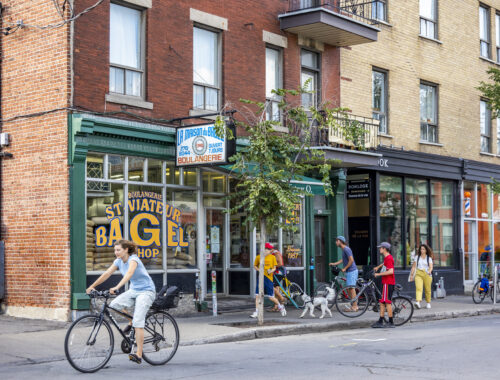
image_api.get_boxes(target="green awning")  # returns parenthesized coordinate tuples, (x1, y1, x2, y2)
(221, 164, 327, 195)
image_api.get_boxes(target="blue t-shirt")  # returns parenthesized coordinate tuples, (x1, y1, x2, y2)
(342, 246, 357, 272)
(113, 255, 156, 292)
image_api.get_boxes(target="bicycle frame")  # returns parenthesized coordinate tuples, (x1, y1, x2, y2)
(275, 276, 302, 309)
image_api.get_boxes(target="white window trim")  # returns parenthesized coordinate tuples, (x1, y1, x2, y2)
(190, 8, 228, 30)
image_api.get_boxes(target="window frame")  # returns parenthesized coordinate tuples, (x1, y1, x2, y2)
(480, 99, 492, 153)
(372, 68, 388, 134)
(109, 1, 146, 98)
(372, 0, 387, 22)
(420, 81, 439, 143)
(419, 0, 438, 39)
(192, 24, 222, 112)
(265, 45, 283, 122)
(300, 48, 321, 108)
(496, 12, 500, 62)
(480, 4, 491, 59)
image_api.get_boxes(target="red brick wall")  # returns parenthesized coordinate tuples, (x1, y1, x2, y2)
(1, 1, 71, 312)
(73, 0, 341, 122)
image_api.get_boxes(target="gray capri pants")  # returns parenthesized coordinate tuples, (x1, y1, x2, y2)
(109, 289, 156, 328)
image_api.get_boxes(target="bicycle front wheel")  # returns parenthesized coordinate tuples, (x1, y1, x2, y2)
(64, 315, 114, 373)
(391, 296, 414, 326)
(335, 286, 369, 318)
(288, 282, 305, 308)
(472, 281, 487, 304)
(142, 311, 180, 366)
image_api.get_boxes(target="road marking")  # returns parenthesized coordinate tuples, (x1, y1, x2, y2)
(329, 342, 358, 348)
(352, 338, 387, 342)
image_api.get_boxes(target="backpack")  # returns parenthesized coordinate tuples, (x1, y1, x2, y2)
(416, 255, 430, 267)
(479, 277, 489, 293)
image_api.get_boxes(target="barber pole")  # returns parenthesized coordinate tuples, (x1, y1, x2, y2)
(464, 191, 471, 217)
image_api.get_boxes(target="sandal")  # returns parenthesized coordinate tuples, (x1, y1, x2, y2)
(343, 306, 359, 312)
(269, 306, 279, 312)
(129, 353, 142, 364)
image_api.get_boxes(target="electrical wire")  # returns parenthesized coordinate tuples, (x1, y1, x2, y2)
(1, 0, 104, 35)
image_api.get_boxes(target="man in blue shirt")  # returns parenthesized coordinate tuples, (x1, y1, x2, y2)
(329, 235, 359, 311)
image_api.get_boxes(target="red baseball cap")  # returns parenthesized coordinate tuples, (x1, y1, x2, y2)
(265, 243, 274, 250)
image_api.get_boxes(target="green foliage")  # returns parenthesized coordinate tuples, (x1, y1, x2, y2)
(478, 67, 500, 117)
(492, 178, 500, 195)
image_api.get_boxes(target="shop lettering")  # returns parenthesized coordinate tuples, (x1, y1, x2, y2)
(95, 196, 188, 253)
(177, 154, 223, 165)
(378, 159, 389, 167)
(177, 125, 224, 146)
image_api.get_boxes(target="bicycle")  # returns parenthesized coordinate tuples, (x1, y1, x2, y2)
(274, 272, 305, 309)
(64, 289, 180, 373)
(335, 270, 414, 326)
(472, 274, 500, 304)
(314, 266, 364, 313)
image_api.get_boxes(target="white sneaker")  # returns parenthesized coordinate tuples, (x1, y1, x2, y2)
(414, 301, 421, 309)
(426, 303, 431, 309)
(279, 305, 287, 317)
(250, 310, 258, 318)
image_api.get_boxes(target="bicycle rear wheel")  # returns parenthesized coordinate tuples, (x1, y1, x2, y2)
(335, 286, 369, 318)
(391, 296, 414, 326)
(472, 281, 487, 304)
(64, 315, 114, 373)
(142, 311, 180, 365)
(315, 283, 336, 309)
(288, 282, 305, 308)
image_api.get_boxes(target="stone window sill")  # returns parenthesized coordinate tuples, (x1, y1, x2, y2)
(419, 141, 444, 147)
(189, 108, 220, 121)
(479, 56, 500, 66)
(378, 133, 394, 139)
(376, 20, 393, 28)
(418, 35, 443, 45)
(105, 93, 153, 110)
(480, 151, 495, 157)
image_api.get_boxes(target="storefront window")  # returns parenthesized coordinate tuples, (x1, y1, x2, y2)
(464, 181, 476, 218)
(167, 190, 197, 269)
(477, 183, 491, 219)
(405, 178, 428, 265)
(379, 176, 403, 267)
(204, 196, 226, 208)
(478, 221, 491, 275)
(206, 209, 224, 270)
(493, 193, 500, 220)
(463, 221, 475, 281)
(128, 185, 163, 270)
(147, 159, 163, 184)
(166, 162, 180, 184)
(86, 182, 124, 271)
(87, 155, 104, 179)
(282, 203, 303, 267)
(431, 181, 454, 266)
(203, 171, 226, 193)
(128, 157, 145, 182)
(108, 155, 124, 180)
(184, 168, 197, 187)
(230, 212, 250, 268)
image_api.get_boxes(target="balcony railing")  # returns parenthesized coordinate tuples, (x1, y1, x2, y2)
(311, 112, 380, 150)
(288, 0, 379, 26)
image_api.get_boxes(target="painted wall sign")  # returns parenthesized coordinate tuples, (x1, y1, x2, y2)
(176, 124, 226, 166)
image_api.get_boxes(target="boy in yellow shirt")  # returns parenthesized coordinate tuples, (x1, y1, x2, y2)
(250, 244, 286, 317)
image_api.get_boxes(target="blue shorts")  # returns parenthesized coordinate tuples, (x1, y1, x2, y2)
(255, 276, 275, 297)
(345, 269, 358, 286)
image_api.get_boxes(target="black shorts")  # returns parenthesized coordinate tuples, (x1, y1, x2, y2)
(379, 284, 394, 304)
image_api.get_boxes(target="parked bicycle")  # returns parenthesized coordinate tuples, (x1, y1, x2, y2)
(64, 288, 180, 373)
(334, 270, 414, 326)
(472, 274, 500, 304)
(314, 266, 363, 313)
(274, 272, 305, 309)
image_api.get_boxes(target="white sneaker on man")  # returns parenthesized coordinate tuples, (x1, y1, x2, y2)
(414, 301, 421, 309)
(279, 305, 287, 317)
(426, 303, 431, 309)
(250, 310, 258, 318)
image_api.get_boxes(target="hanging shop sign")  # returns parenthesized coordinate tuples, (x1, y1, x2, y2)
(176, 123, 234, 166)
(347, 179, 370, 199)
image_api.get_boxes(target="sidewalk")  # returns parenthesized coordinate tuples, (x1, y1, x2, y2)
(1, 295, 499, 367)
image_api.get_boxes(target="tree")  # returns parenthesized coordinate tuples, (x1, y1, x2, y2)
(478, 67, 500, 117)
(216, 87, 345, 325)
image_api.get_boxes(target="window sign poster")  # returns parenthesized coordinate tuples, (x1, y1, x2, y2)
(210, 225, 220, 254)
(176, 124, 226, 166)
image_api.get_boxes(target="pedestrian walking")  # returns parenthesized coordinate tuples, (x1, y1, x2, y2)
(372, 242, 396, 328)
(250, 243, 286, 318)
(267, 243, 286, 311)
(409, 243, 434, 309)
(479, 245, 491, 276)
(329, 235, 359, 312)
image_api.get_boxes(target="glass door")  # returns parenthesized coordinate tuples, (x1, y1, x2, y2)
(228, 211, 251, 295)
(463, 221, 477, 282)
(206, 208, 225, 294)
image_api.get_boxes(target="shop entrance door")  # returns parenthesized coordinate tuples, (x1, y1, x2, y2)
(315, 216, 327, 283)
(205, 208, 226, 294)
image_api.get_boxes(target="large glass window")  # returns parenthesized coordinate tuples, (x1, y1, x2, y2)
(420, 83, 438, 143)
(431, 181, 453, 266)
(477, 183, 491, 218)
(301, 50, 320, 108)
(420, 0, 437, 39)
(379, 176, 403, 267)
(480, 5, 491, 59)
(372, 1, 387, 22)
(283, 203, 304, 267)
(372, 69, 388, 134)
(480, 100, 491, 153)
(405, 178, 428, 265)
(193, 27, 220, 111)
(266, 47, 282, 122)
(109, 3, 143, 97)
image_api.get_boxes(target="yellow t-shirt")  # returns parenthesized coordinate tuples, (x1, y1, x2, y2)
(254, 254, 277, 281)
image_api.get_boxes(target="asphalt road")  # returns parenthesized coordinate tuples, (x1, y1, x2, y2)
(1, 314, 499, 379)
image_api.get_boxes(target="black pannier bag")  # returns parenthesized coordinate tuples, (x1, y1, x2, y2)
(152, 285, 181, 310)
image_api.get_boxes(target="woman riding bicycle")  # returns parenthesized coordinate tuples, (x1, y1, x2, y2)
(86, 239, 156, 364)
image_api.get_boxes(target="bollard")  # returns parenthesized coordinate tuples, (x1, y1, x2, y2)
(211, 270, 217, 317)
(494, 266, 498, 305)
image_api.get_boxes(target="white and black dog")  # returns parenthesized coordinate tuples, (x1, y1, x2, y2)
(299, 287, 335, 319)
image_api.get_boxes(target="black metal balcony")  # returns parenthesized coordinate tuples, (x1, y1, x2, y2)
(279, 0, 379, 46)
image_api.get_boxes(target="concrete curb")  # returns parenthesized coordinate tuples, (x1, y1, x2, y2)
(181, 306, 500, 346)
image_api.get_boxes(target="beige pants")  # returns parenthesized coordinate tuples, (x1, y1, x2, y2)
(415, 269, 432, 303)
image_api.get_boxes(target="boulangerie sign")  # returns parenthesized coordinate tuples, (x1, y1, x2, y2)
(176, 124, 227, 166)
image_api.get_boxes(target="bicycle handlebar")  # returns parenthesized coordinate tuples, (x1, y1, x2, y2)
(88, 290, 115, 298)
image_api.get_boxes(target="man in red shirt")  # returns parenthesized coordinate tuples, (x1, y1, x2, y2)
(372, 242, 396, 328)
